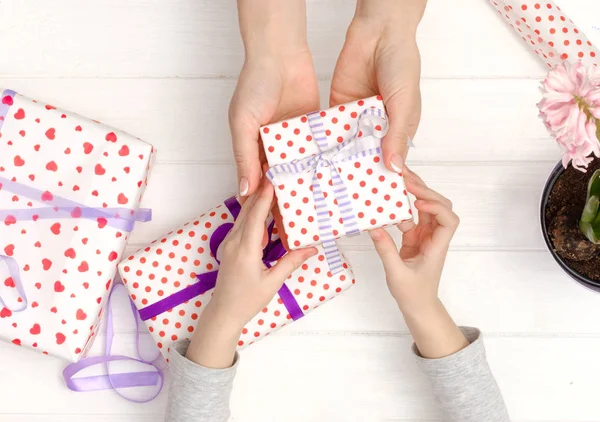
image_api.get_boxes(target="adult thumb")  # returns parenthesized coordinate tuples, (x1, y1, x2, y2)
(382, 89, 421, 173)
(229, 99, 263, 198)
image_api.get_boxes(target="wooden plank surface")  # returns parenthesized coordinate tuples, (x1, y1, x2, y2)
(0, 78, 559, 163)
(0, 0, 547, 79)
(1, 335, 600, 421)
(2, 0, 600, 420)
(128, 162, 553, 250)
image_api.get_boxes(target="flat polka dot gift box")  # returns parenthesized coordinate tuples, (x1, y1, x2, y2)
(488, 0, 600, 68)
(118, 196, 355, 358)
(261, 96, 413, 274)
(0, 89, 155, 361)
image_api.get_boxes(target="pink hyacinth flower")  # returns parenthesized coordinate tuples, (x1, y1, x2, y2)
(538, 61, 600, 171)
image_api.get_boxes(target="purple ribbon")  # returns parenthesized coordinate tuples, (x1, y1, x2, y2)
(0, 89, 16, 132)
(0, 254, 27, 312)
(63, 283, 164, 402)
(137, 196, 305, 322)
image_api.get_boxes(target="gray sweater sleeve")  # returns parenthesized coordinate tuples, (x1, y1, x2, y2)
(165, 328, 508, 422)
(165, 340, 238, 422)
(413, 327, 510, 422)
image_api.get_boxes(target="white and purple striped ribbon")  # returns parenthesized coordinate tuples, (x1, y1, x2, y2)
(266, 107, 388, 274)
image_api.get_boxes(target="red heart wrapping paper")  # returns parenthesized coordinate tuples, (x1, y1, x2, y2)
(260, 96, 413, 251)
(0, 89, 155, 361)
(488, 0, 600, 68)
(118, 197, 355, 361)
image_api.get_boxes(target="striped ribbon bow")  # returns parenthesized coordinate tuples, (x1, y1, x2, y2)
(266, 107, 388, 274)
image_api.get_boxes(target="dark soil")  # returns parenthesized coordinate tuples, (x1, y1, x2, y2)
(545, 158, 600, 282)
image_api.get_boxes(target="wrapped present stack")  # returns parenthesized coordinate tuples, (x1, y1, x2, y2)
(118, 196, 355, 359)
(261, 96, 413, 273)
(488, 0, 600, 68)
(0, 89, 154, 361)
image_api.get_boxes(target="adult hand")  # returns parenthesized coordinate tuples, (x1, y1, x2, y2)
(230, 0, 319, 197)
(186, 180, 317, 367)
(331, 0, 426, 172)
(369, 167, 468, 358)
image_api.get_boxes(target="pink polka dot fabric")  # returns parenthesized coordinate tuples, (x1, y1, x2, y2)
(260, 96, 414, 251)
(0, 89, 155, 361)
(489, 0, 600, 68)
(118, 198, 355, 360)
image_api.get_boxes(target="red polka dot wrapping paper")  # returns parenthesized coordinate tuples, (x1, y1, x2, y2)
(488, 0, 600, 68)
(260, 96, 414, 251)
(118, 197, 355, 360)
(0, 89, 155, 362)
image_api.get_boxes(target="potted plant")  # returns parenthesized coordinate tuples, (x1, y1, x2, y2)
(539, 62, 600, 291)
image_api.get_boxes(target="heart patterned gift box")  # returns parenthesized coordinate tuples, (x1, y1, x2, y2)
(261, 96, 413, 274)
(118, 196, 355, 359)
(488, 0, 600, 68)
(0, 88, 154, 361)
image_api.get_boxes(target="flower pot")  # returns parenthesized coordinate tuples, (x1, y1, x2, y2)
(540, 161, 600, 292)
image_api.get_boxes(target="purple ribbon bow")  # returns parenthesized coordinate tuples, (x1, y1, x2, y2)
(137, 196, 305, 322)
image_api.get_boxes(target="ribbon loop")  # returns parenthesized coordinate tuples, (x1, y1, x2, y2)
(63, 283, 164, 403)
(137, 197, 305, 322)
(266, 107, 388, 274)
(0, 254, 27, 312)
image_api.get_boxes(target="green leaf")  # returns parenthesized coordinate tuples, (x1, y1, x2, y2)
(581, 195, 599, 223)
(587, 169, 600, 199)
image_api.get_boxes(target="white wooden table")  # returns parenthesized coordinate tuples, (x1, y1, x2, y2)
(1, 1, 600, 421)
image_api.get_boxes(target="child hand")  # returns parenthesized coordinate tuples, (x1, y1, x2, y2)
(209, 181, 317, 329)
(369, 167, 459, 316)
(186, 181, 317, 367)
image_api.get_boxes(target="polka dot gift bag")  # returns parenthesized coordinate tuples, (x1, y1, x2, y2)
(0, 89, 155, 361)
(261, 96, 413, 274)
(118, 196, 355, 358)
(488, 0, 600, 68)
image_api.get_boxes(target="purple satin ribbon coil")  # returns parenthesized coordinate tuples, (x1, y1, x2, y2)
(266, 107, 388, 274)
(63, 283, 164, 402)
(137, 196, 305, 322)
(0, 254, 28, 312)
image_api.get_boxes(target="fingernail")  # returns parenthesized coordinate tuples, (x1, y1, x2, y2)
(390, 154, 404, 173)
(239, 177, 249, 197)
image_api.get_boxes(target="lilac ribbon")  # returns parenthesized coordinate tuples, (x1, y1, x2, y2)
(63, 283, 164, 402)
(0, 176, 151, 232)
(138, 196, 305, 322)
(0, 254, 27, 312)
(0, 89, 16, 132)
(266, 107, 388, 274)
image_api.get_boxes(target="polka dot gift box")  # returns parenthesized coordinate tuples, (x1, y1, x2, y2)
(261, 96, 413, 274)
(488, 0, 600, 68)
(0, 89, 155, 361)
(118, 196, 355, 359)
